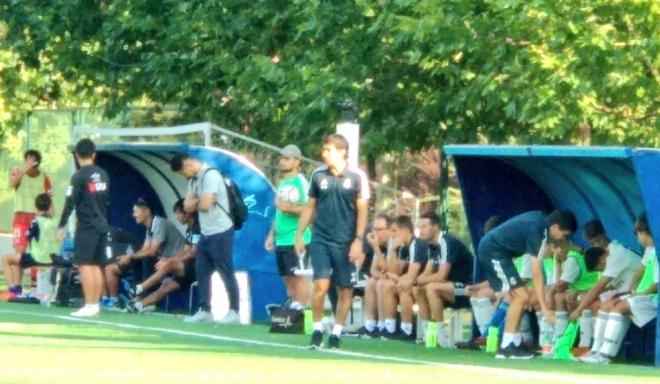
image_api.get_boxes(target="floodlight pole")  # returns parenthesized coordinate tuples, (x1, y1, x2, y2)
(336, 101, 360, 169)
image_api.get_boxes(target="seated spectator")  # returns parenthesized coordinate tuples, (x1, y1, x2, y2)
(103, 198, 186, 309)
(414, 212, 474, 347)
(580, 213, 657, 364)
(2, 193, 59, 298)
(569, 219, 640, 355)
(127, 199, 200, 313)
(357, 214, 392, 338)
(379, 215, 428, 340)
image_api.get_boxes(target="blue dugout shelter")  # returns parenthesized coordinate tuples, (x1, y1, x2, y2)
(96, 143, 282, 321)
(444, 145, 660, 366)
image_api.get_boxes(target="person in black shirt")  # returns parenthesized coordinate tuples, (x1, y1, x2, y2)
(379, 215, 429, 340)
(356, 214, 392, 338)
(57, 139, 110, 317)
(478, 209, 577, 358)
(295, 134, 370, 350)
(414, 212, 474, 347)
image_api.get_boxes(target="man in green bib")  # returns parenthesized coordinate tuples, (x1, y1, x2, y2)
(2, 193, 60, 297)
(265, 144, 312, 310)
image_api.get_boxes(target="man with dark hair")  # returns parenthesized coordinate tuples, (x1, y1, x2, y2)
(379, 215, 429, 340)
(127, 199, 200, 313)
(581, 213, 658, 364)
(357, 213, 392, 338)
(57, 139, 109, 317)
(104, 198, 186, 309)
(414, 212, 474, 347)
(171, 153, 240, 324)
(295, 134, 370, 349)
(10, 149, 52, 257)
(477, 209, 576, 358)
(2, 193, 59, 297)
(265, 144, 311, 310)
(569, 219, 640, 354)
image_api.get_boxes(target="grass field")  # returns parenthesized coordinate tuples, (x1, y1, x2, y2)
(0, 302, 659, 384)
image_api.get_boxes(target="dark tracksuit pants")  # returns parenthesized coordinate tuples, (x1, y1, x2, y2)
(196, 229, 239, 312)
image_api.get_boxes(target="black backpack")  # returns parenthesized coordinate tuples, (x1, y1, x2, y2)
(201, 168, 248, 230)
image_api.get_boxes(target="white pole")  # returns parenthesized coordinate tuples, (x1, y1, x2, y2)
(336, 121, 360, 169)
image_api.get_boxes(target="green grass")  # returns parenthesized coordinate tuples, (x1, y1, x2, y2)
(0, 302, 658, 384)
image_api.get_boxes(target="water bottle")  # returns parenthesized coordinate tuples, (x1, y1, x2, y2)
(304, 309, 313, 335)
(486, 326, 500, 353)
(425, 322, 438, 348)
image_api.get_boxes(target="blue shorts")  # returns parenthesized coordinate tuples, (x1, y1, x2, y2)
(309, 241, 353, 288)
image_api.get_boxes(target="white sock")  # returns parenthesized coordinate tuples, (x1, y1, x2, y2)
(501, 332, 515, 348)
(513, 333, 523, 347)
(135, 284, 143, 295)
(313, 322, 323, 332)
(591, 311, 608, 353)
(536, 311, 551, 347)
(401, 322, 413, 335)
(102, 295, 108, 301)
(376, 321, 385, 331)
(290, 301, 303, 310)
(553, 311, 569, 341)
(134, 301, 144, 311)
(436, 323, 448, 347)
(520, 313, 533, 343)
(600, 313, 630, 358)
(471, 298, 496, 336)
(331, 324, 343, 336)
(418, 320, 428, 340)
(579, 310, 594, 348)
(88, 303, 99, 311)
(384, 318, 396, 333)
(365, 319, 376, 332)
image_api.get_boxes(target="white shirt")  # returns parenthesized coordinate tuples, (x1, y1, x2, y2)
(603, 241, 641, 292)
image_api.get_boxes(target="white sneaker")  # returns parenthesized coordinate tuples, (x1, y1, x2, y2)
(215, 310, 241, 324)
(579, 351, 609, 364)
(184, 309, 214, 323)
(70, 305, 100, 318)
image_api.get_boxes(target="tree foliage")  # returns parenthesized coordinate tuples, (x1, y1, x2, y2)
(1, 0, 658, 156)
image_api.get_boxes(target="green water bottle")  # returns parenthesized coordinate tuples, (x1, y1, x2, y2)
(304, 309, 313, 335)
(485, 326, 499, 353)
(425, 322, 438, 348)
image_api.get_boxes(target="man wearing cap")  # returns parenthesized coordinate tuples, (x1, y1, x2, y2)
(103, 198, 186, 310)
(265, 144, 312, 310)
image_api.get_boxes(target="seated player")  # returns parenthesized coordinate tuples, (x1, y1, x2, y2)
(358, 214, 392, 338)
(379, 215, 428, 340)
(104, 198, 187, 309)
(127, 199, 200, 313)
(2, 194, 59, 298)
(580, 213, 656, 364)
(568, 219, 640, 352)
(414, 212, 473, 347)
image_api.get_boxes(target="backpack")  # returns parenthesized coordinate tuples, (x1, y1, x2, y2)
(54, 267, 83, 307)
(201, 168, 248, 230)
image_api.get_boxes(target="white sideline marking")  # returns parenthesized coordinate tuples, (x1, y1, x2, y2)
(0, 309, 633, 383)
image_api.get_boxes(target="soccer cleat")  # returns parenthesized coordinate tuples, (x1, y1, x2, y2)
(456, 336, 486, 350)
(328, 335, 340, 350)
(380, 330, 415, 342)
(309, 330, 324, 349)
(70, 305, 100, 318)
(184, 309, 214, 323)
(215, 310, 241, 324)
(495, 344, 535, 360)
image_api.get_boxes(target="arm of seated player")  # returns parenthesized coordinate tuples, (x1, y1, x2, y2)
(569, 276, 612, 321)
(369, 245, 387, 279)
(397, 262, 422, 291)
(627, 264, 646, 294)
(128, 240, 161, 262)
(415, 260, 435, 285)
(168, 244, 196, 263)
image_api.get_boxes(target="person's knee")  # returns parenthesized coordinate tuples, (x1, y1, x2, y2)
(511, 287, 530, 305)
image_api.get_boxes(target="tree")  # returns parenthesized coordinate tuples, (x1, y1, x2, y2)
(1, 0, 657, 159)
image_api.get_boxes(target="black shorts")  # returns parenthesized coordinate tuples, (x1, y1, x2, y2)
(309, 241, 353, 288)
(172, 258, 197, 287)
(446, 282, 471, 309)
(19, 253, 52, 268)
(74, 229, 108, 266)
(478, 237, 524, 293)
(275, 246, 305, 277)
